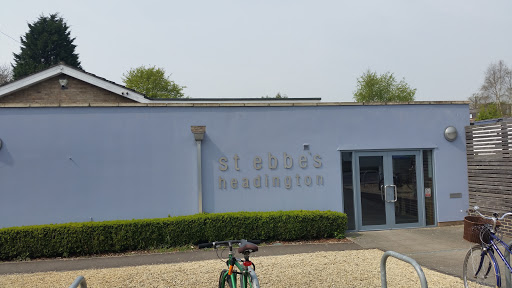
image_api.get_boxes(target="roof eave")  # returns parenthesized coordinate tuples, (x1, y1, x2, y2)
(0, 65, 149, 103)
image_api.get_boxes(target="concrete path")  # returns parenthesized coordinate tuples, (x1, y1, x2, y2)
(0, 242, 361, 275)
(347, 225, 480, 278)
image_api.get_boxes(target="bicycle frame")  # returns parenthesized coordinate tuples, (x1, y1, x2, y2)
(478, 232, 512, 287)
(199, 239, 259, 288)
(219, 255, 254, 288)
(217, 241, 258, 288)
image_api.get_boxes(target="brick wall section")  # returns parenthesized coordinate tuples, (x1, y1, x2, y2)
(0, 75, 136, 104)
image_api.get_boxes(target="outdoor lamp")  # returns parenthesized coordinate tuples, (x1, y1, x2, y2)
(444, 126, 458, 142)
(0, 138, 2, 150)
(59, 77, 68, 89)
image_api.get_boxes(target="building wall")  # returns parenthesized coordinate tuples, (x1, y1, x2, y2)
(0, 76, 135, 104)
(0, 104, 470, 228)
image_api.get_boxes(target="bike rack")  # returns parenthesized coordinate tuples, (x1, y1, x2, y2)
(505, 240, 512, 288)
(68, 276, 87, 288)
(380, 251, 428, 288)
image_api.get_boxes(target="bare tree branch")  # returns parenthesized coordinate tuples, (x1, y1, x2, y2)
(0, 64, 13, 85)
(479, 60, 512, 117)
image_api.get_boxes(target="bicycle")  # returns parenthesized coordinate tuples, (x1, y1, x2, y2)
(198, 239, 261, 288)
(463, 206, 512, 287)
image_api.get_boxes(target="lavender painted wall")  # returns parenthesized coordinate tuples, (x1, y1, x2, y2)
(0, 104, 469, 228)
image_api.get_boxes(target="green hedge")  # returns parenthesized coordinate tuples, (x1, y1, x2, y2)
(0, 210, 347, 261)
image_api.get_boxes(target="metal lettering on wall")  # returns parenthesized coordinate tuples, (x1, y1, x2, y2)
(217, 153, 324, 190)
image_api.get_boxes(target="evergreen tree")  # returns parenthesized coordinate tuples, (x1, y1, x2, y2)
(475, 103, 501, 121)
(12, 13, 81, 80)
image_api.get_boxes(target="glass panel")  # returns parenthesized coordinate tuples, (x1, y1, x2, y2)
(423, 150, 435, 226)
(342, 152, 355, 230)
(392, 155, 419, 224)
(359, 156, 385, 226)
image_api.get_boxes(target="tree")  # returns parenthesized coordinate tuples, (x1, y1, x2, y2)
(477, 60, 512, 117)
(475, 103, 501, 121)
(122, 66, 185, 98)
(12, 13, 81, 80)
(353, 70, 416, 102)
(0, 64, 13, 85)
(262, 92, 288, 98)
(468, 93, 490, 110)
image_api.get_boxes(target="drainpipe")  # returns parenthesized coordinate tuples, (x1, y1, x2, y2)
(191, 126, 206, 213)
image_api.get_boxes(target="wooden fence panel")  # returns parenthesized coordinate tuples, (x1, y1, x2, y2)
(466, 119, 512, 236)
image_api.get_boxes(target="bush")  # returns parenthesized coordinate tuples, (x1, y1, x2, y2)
(0, 210, 347, 261)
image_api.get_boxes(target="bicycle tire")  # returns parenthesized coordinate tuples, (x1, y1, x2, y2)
(218, 269, 234, 288)
(241, 267, 260, 288)
(463, 244, 498, 288)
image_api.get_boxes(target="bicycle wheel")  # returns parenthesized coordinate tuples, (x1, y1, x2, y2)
(218, 269, 234, 288)
(241, 267, 260, 288)
(463, 245, 498, 287)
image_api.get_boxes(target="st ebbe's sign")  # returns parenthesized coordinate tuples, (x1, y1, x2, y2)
(217, 153, 324, 190)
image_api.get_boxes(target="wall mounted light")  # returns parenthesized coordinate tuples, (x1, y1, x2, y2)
(59, 77, 68, 89)
(303, 143, 310, 150)
(0, 138, 2, 150)
(444, 126, 458, 142)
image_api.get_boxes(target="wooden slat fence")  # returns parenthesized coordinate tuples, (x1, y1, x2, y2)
(466, 118, 512, 236)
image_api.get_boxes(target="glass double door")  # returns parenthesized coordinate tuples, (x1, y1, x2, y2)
(355, 151, 423, 230)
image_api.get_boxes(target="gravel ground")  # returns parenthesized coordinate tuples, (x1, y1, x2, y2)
(0, 249, 463, 287)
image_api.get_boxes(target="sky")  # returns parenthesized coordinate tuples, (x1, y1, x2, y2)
(0, 1, 511, 102)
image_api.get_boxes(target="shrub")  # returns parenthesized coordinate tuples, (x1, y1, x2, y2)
(0, 210, 347, 261)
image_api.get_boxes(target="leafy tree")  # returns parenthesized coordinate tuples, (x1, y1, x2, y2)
(475, 103, 501, 121)
(122, 66, 185, 98)
(353, 70, 416, 102)
(0, 64, 13, 85)
(12, 13, 81, 80)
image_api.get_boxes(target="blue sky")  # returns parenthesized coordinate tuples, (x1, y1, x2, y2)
(1, 0, 511, 101)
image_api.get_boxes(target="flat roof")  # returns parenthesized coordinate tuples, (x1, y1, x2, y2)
(0, 101, 470, 108)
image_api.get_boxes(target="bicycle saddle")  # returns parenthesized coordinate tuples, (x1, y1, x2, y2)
(238, 243, 258, 253)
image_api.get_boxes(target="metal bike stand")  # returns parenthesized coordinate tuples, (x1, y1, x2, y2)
(381, 251, 428, 288)
(68, 276, 87, 288)
(505, 241, 512, 288)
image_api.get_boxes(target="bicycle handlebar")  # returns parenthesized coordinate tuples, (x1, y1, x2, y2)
(472, 206, 512, 221)
(198, 242, 214, 249)
(198, 239, 261, 249)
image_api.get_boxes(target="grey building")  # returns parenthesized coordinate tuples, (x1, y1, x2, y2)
(0, 65, 470, 231)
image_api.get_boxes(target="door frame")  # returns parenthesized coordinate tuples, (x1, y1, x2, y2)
(353, 150, 425, 231)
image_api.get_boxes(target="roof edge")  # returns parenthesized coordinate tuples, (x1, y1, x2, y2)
(0, 64, 150, 103)
(0, 101, 470, 108)
(145, 97, 321, 102)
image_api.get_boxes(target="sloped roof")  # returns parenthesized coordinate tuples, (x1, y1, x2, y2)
(0, 64, 150, 103)
(0, 64, 323, 104)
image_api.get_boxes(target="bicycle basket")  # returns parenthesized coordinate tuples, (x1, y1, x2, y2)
(463, 216, 501, 244)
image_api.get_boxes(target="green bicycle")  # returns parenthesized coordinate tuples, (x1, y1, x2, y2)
(198, 239, 261, 288)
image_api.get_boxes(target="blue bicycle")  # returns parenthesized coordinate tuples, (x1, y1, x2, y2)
(463, 206, 512, 287)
